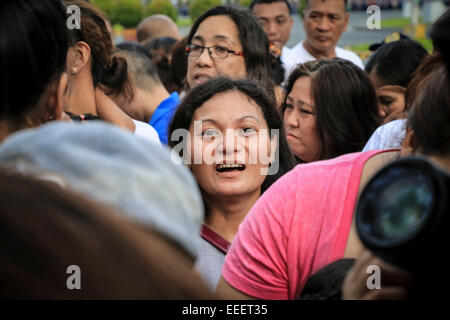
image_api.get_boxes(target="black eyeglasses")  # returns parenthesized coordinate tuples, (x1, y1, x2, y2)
(185, 44, 244, 59)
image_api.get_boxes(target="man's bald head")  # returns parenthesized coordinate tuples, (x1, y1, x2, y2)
(137, 15, 181, 43)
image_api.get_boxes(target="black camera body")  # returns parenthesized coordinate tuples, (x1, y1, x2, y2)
(356, 156, 449, 292)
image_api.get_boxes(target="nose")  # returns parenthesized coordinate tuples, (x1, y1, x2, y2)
(196, 47, 214, 67)
(267, 21, 278, 36)
(285, 110, 300, 128)
(216, 130, 245, 163)
(378, 105, 387, 118)
(317, 17, 331, 32)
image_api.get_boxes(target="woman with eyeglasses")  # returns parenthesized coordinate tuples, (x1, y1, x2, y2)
(185, 5, 272, 90)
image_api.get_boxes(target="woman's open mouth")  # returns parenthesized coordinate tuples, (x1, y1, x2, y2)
(216, 163, 246, 173)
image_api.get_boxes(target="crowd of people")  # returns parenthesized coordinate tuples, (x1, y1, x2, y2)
(0, 0, 449, 300)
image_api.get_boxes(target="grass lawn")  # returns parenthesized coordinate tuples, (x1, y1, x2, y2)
(177, 17, 192, 28)
(348, 37, 433, 61)
(381, 17, 432, 28)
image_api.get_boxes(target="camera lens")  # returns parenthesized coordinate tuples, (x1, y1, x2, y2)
(358, 166, 435, 248)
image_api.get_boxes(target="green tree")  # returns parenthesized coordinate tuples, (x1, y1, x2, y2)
(90, 0, 115, 19)
(146, 0, 179, 22)
(298, 0, 307, 17)
(110, 0, 144, 28)
(238, 0, 253, 8)
(189, 0, 221, 22)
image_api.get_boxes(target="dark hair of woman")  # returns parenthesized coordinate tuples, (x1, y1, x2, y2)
(404, 52, 444, 113)
(365, 39, 428, 88)
(169, 77, 295, 196)
(143, 36, 178, 60)
(170, 36, 189, 93)
(283, 59, 380, 161)
(271, 56, 285, 86)
(0, 0, 68, 128)
(65, 0, 132, 98)
(187, 5, 272, 84)
(143, 37, 178, 93)
(407, 66, 450, 157)
(299, 259, 356, 300)
(430, 8, 450, 77)
(0, 170, 213, 299)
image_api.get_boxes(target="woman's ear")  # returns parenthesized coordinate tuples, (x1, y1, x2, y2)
(400, 127, 417, 156)
(67, 41, 91, 74)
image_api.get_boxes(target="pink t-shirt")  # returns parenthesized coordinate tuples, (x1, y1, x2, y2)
(222, 150, 386, 300)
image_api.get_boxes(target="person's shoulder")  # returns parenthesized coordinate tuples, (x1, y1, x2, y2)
(286, 41, 308, 58)
(363, 119, 407, 152)
(132, 119, 162, 147)
(282, 42, 311, 77)
(335, 46, 364, 68)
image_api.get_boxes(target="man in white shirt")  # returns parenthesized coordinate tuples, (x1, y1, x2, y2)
(284, 0, 364, 79)
(250, 0, 294, 66)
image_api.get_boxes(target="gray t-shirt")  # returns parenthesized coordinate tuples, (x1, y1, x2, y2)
(195, 238, 226, 292)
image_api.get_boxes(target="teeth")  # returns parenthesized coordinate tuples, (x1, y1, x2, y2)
(216, 164, 245, 170)
(195, 76, 210, 82)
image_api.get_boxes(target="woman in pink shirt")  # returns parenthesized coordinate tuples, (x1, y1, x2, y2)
(216, 64, 450, 300)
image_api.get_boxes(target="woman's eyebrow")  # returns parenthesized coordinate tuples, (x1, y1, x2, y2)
(296, 99, 314, 109)
(213, 35, 237, 46)
(192, 35, 204, 42)
(200, 119, 219, 125)
(237, 115, 261, 124)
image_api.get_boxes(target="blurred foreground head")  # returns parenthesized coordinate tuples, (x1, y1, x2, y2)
(0, 171, 212, 299)
(0, 122, 204, 260)
(0, 0, 69, 141)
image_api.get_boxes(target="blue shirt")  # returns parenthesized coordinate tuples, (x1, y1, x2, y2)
(149, 92, 180, 144)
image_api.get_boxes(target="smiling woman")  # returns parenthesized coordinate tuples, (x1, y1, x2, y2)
(168, 77, 295, 290)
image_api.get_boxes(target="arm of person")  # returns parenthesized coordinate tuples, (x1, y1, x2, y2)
(342, 250, 414, 300)
(95, 87, 135, 132)
(214, 172, 297, 300)
(215, 276, 256, 300)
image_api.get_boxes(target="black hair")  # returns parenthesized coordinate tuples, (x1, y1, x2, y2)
(143, 37, 178, 59)
(430, 8, 450, 78)
(169, 77, 295, 200)
(271, 57, 285, 86)
(283, 59, 380, 162)
(187, 5, 272, 84)
(142, 37, 178, 92)
(305, 0, 348, 9)
(116, 42, 162, 90)
(407, 66, 450, 157)
(169, 36, 189, 93)
(0, 0, 68, 121)
(365, 39, 428, 88)
(249, 0, 292, 14)
(299, 259, 356, 300)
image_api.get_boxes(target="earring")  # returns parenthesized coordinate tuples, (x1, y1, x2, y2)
(71, 67, 79, 75)
(48, 115, 54, 121)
